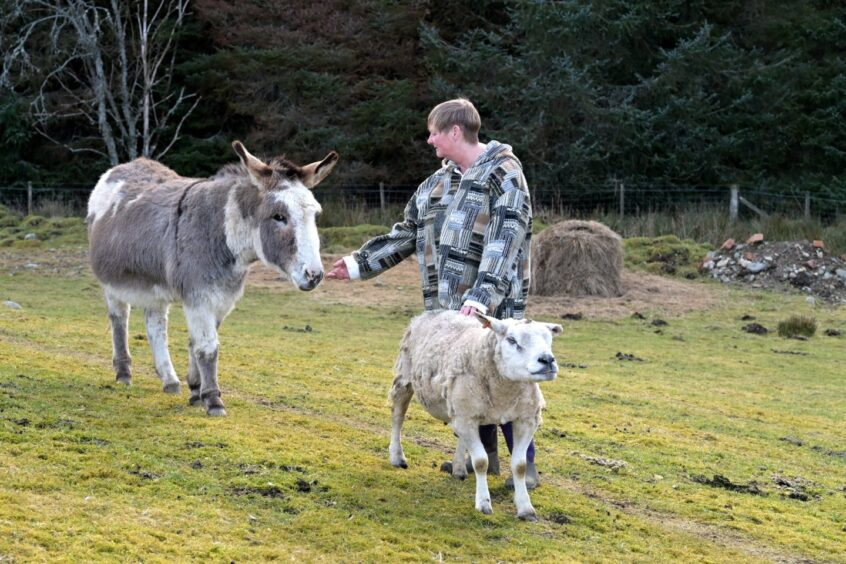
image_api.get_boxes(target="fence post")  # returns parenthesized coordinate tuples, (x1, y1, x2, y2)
(27, 182, 33, 216)
(729, 184, 738, 223)
(379, 182, 385, 213)
(619, 182, 625, 217)
(804, 191, 810, 221)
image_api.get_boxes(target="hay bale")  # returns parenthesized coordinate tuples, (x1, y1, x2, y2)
(531, 220, 624, 297)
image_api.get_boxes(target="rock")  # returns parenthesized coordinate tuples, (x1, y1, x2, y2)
(24, 233, 37, 240)
(836, 269, 846, 281)
(805, 296, 816, 306)
(746, 233, 764, 245)
(720, 238, 736, 250)
(745, 262, 768, 274)
(742, 323, 768, 335)
(3, 300, 22, 310)
(812, 240, 824, 249)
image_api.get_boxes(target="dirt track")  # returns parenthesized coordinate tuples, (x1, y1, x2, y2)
(1, 247, 727, 320)
(249, 255, 728, 320)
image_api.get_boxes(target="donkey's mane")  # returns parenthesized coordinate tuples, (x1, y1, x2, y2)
(212, 155, 304, 182)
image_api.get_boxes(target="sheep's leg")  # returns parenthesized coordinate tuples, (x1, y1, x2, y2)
(451, 434, 468, 480)
(105, 293, 132, 385)
(511, 420, 538, 521)
(455, 421, 492, 515)
(144, 305, 181, 394)
(388, 380, 413, 468)
(184, 305, 226, 416)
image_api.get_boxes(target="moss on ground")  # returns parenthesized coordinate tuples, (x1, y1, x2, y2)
(624, 235, 714, 279)
(0, 207, 87, 248)
(0, 249, 844, 562)
(318, 224, 390, 254)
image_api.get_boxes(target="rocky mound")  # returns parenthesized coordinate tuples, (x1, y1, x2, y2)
(701, 237, 846, 304)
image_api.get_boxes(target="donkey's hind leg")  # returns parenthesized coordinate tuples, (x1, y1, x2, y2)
(186, 338, 202, 406)
(144, 305, 181, 394)
(105, 293, 132, 385)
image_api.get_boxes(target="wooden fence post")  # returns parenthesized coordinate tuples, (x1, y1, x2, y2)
(730, 184, 738, 223)
(619, 182, 625, 217)
(27, 182, 33, 216)
(379, 182, 385, 213)
(804, 191, 810, 221)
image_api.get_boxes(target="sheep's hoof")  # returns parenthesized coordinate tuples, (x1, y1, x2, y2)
(477, 504, 493, 515)
(162, 381, 181, 394)
(391, 459, 408, 469)
(518, 511, 538, 522)
(206, 406, 227, 417)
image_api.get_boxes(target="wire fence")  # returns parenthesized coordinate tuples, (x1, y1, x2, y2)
(2, 183, 845, 223)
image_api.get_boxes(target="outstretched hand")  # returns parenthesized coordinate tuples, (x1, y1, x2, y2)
(325, 258, 350, 280)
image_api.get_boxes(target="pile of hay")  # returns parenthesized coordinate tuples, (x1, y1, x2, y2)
(531, 220, 624, 297)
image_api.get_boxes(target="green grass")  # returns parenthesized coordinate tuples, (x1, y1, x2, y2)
(1, 250, 845, 562)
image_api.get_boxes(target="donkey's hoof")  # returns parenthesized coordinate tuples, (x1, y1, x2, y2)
(188, 393, 202, 406)
(518, 511, 538, 522)
(116, 376, 132, 386)
(163, 382, 181, 394)
(206, 406, 227, 417)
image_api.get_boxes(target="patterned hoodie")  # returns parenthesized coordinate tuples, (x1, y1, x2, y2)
(345, 140, 532, 319)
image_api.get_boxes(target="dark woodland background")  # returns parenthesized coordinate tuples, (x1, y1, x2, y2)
(1, 0, 844, 206)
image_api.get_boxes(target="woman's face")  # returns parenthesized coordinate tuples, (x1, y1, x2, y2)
(427, 124, 459, 161)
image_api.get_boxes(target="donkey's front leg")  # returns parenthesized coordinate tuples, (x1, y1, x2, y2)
(455, 420, 492, 515)
(510, 419, 539, 521)
(184, 305, 226, 416)
(144, 305, 181, 394)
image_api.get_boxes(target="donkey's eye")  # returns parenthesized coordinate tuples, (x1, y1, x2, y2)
(273, 214, 288, 225)
(284, 169, 298, 179)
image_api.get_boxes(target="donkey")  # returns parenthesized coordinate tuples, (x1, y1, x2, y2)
(87, 141, 338, 416)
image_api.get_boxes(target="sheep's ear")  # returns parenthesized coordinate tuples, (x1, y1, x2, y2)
(546, 323, 564, 337)
(232, 140, 272, 187)
(476, 312, 506, 335)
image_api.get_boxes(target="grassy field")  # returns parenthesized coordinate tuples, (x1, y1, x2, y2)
(1, 248, 845, 563)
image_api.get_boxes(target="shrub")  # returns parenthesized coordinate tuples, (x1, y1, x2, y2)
(777, 315, 817, 338)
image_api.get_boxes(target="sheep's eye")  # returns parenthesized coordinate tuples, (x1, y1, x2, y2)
(273, 214, 288, 225)
(506, 336, 520, 348)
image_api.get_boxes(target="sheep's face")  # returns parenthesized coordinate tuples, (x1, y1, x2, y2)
(477, 314, 563, 383)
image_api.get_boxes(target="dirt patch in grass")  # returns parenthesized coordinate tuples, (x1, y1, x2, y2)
(248, 255, 727, 320)
(0, 247, 746, 320)
(550, 475, 814, 564)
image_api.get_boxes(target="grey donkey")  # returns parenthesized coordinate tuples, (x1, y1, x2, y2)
(87, 141, 338, 415)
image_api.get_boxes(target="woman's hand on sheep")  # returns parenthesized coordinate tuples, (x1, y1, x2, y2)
(459, 305, 478, 316)
(326, 258, 350, 280)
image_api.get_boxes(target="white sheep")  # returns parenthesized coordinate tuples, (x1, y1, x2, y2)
(388, 310, 562, 520)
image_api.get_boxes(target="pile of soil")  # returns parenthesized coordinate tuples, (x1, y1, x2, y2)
(701, 240, 846, 304)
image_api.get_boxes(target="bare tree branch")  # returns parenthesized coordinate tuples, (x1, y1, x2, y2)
(1, 0, 197, 165)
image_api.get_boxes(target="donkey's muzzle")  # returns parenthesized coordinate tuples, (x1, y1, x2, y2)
(299, 268, 324, 291)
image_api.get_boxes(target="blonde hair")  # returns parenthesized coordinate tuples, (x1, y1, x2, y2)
(427, 98, 481, 143)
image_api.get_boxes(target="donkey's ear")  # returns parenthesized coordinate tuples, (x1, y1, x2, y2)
(301, 151, 339, 189)
(232, 141, 272, 187)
